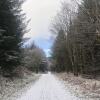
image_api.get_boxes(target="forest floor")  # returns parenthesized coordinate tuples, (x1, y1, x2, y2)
(57, 73, 100, 100)
(0, 70, 40, 100)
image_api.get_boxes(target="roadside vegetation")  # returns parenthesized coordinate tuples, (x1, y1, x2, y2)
(51, 0, 100, 99)
(0, 0, 47, 99)
(1, 0, 100, 99)
(57, 73, 100, 100)
(51, 0, 100, 77)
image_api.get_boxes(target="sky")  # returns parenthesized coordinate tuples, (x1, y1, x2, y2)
(22, 0, 71, 57)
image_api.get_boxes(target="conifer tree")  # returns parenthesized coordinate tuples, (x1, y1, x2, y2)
(0, 0, 26, 75)
(52, 30, 72, 72)
(76, 0, 100, 74)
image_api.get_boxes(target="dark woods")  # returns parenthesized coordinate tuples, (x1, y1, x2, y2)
(0, 0, 47, 77)
(0, 0, 99, 78)
(51, 0, 100, 78)
(0, 0, 26, 76)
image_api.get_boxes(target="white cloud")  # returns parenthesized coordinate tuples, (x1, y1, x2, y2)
(44, 49, 51, 57)
(22, 0, 63, 40)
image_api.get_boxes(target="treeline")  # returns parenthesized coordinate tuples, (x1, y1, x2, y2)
(0, 0, 26, 76)
(51, 0, 100, 77)
(23, 43, 48, 73)
(0, 0, 47, 77)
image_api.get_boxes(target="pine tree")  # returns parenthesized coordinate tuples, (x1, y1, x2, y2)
(52, 30, 72, 72)
(76, 0, 100, 74)
(0, 0, 26, 75)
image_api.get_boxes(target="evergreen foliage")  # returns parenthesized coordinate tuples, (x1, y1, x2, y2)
(52, 30, 72, 72)
(0, 0, 26, 75)
(51, 0, 100, 77)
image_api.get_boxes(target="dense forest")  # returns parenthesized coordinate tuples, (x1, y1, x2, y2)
(0, 0, 47, 77)
(0, 0, 100, 99)
(51, 0, 100, 77)
(0, 0, 100, 78)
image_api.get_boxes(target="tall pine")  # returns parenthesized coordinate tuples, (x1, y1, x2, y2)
(76, 0, 100, 74)
(52, 30, 72, 72)
(0, 0, 26, 75)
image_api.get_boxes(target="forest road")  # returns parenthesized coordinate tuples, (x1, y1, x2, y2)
(17, 72, 78, 100)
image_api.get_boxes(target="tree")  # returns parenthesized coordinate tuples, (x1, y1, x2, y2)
(52, 30, 72, 72)
(75, 0, 100, 75)
(51, 0, 100, 77)
(51, 2, 77, 74)
(23, 46, 47, 73)
(0, 0, 27, 75)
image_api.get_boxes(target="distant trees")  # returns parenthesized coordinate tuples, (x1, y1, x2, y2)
(51, 0, 100, 77)
(0, 0, 27, 75)
(23, 44, 48, 73)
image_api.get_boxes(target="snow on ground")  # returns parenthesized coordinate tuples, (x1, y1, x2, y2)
(17, 72, 78, 100)
(57, 73, 100, 100)
(0, 72, 39, 100)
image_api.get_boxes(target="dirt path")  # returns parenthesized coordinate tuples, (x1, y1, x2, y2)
(17, 73, 78, 100)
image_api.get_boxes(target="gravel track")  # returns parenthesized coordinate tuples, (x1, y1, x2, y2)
(17, 73, 78, 100)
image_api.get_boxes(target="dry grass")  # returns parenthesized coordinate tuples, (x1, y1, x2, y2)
(0, 69, 40, 100)
(57, 73, 100, 100)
